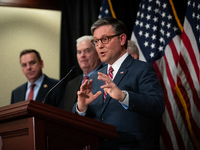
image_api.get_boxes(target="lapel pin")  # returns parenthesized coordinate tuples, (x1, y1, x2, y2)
(43, 84, 48, 88)
(120, 71, 124, 74)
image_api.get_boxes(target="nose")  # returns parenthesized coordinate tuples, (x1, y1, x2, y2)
(80, 51, 86, 57)
(96, 41, 104, 49)
(26, 64, 31, 70)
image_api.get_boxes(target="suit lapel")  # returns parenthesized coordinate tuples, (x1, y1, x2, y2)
(114, 55, 133, 86)
(100, 55, 134, 115)
(21, 83, 27, 101)
(36, 75, 51, 102)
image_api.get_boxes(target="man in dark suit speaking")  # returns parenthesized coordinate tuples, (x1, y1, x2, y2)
(73, 18, 165, 150)
(63, 35, 103, 112)
(11, 49, 63, 108)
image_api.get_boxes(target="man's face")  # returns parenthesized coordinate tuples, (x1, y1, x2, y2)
(93, 25, 124, 65)
(77, 40, 100, 74)
(20, 52, 43, 83)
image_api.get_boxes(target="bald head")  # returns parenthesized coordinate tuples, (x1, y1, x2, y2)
(127, 40, 139, 60)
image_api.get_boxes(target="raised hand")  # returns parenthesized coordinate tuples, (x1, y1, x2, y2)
(97, 72, 125, 102)
(77, 79, 102, 112)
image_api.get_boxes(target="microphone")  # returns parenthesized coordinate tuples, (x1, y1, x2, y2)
(42, 66, 76, 104)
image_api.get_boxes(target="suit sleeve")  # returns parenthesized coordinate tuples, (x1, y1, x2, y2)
(127, 64, 165, 116)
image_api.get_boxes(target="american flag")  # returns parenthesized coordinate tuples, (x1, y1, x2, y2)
(98, 0, 116, 19)
(131, 0, 200, 149)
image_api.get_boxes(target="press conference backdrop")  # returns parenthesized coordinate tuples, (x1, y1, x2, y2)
(0, 6, 61, 107)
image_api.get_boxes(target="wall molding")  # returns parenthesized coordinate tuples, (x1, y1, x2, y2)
(0, 0, 61, 10)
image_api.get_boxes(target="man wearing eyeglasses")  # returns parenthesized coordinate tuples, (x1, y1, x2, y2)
(73, 18, 164, 150)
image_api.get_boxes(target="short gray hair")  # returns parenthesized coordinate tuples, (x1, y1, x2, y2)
(127, 40, 139, 58)
(76, 35, 94, 48)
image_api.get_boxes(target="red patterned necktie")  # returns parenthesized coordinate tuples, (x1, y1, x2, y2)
(103, 66, 114, 101)
(27, 84, 36, 100)
(82, 76, 89, 84)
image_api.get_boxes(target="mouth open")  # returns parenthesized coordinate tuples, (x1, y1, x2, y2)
(100, 51, 105, 55)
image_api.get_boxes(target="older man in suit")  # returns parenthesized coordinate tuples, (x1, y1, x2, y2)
(63, 35, 103, 112)
(11, 49, 63, 108)
(73, 18, 165, 150)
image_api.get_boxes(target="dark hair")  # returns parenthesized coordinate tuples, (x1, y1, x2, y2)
(20, 49, 42, 62)
(91, 17, 128, 49)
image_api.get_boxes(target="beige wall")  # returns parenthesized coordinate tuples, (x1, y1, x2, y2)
(0, 6, 61, 107)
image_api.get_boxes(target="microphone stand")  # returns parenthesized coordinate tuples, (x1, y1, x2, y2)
(42, 66, 76, 104)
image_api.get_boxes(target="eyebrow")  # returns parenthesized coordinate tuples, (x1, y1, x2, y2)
(93, 34, 108, 38)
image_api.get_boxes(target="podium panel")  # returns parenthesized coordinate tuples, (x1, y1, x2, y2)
(0, 100, 117, 150)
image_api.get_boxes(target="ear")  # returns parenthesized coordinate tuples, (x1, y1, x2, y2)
(119, 33, 127, 46)
(41, 60, 44, 68)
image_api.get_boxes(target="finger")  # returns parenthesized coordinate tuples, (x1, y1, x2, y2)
(77, 90, 81, 95)
(80, 79, 88, 89)
(100, 84, 111, 89)
(83, 79, 89, 84)
(98, 72, 107, 76)
(98, 72, 107, 78)
(77, 90, 89, 98)
(88, 79, 93, 89)
(98, 72, 110, 82)
(93, 91, 102, 99)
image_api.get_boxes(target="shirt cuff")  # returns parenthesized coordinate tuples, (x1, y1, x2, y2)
(76, 103, 86, 116)
(119, 90, 129, 109)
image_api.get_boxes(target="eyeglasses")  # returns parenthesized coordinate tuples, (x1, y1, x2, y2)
(91, 33, 122, 46)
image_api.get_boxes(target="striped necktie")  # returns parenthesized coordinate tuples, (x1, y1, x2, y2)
(103, 66, 114, 101)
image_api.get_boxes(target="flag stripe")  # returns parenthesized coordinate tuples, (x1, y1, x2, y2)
(168, 40, 179, 67)
(154, 61, 186, 150)
(166, 42, 198, 149)
(131, 0, 200, 149)
(160, 120, 174, 150)
(158, 43, 197, 149)
(180, 31, 200, 83)
(177, 66, 200, 129)
(153, 62, 176, 150)
(176, 78, 200, 149)
(175, 83, 200, 149)
(178, 54, 200, 112)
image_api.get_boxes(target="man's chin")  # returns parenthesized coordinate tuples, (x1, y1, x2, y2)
(100, 58, 108, 64)
(27, 75, 36, 80)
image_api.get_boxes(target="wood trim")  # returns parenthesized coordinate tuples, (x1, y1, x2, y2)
(0, 100, 118, 139)
(0, 0, 61, 10)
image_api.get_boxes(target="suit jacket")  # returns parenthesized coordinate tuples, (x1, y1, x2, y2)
(11, 74, 63, 108)
(73, 55, 165, 150)
(63, 65, 104, 112)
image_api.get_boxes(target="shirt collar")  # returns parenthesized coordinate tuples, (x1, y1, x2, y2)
(27, 74, 44, 88)
(83, 64, 101, 78)
(107, 52, 128, 79)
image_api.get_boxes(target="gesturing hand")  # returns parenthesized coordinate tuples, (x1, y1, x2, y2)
(97, 72, 125, 102)
(77, 79, 102, 112)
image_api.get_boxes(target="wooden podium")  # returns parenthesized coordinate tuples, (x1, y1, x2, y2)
(0, 100, 117, 150)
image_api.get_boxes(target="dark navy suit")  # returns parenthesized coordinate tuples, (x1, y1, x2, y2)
(73, 55, 165, 150)
(11, 74, 63, 108)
